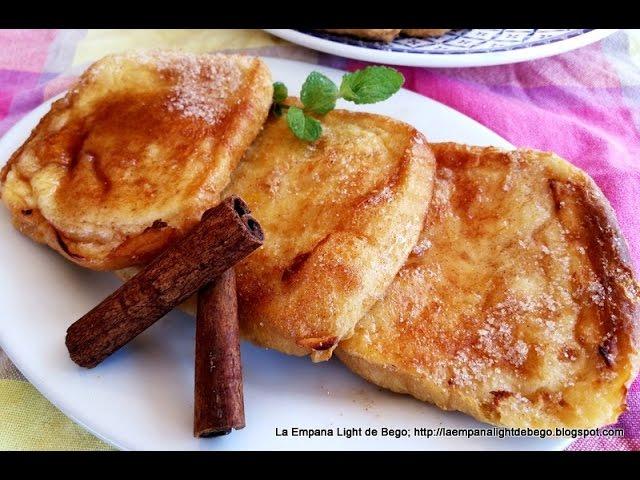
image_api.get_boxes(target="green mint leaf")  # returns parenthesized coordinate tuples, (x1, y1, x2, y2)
(339, 66, 404, 104)
(272, 103, 284, 117)
(300, 72, 338, 115)
(273, 82, 288, 104)
(286, 106, 322, 142)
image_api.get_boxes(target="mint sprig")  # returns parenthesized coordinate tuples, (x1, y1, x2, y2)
(300, 72, 338, 115)
(286, 106, 322, 142)
(339, 66, 404, 104)
(271, 82, 288, 117)
(273, 65, 404, 142)
(273, 81, 288, 104)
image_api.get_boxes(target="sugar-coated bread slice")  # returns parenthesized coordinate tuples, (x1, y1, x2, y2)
(1, 51, 273, 270)
(338, 142, 640, 429)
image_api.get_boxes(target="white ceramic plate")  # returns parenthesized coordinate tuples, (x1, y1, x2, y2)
(265, 29, 618, 68)
(0, 57, 570, 450)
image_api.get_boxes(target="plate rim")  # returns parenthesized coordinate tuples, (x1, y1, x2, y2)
(0, 91, 134, 451)
(265, 29, 619, 68)
(0, 56, 574, 451)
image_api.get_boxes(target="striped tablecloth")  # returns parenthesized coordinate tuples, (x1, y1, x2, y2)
(1, 29, 639, 450)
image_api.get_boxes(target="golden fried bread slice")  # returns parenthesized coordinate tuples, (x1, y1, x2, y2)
(402, 29, 451, 37)
(338, 143, 640, 428)
(222, 109, 435, 361)
(322, 29, 402, 42)
(1, 51, 272, 270)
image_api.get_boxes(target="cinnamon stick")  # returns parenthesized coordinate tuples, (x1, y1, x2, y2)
(66, 196, 263, 368)
(194, 269, 244, 437)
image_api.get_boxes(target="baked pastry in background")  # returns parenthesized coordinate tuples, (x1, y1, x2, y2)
(0, 51, 272, 270)
(402, 29, 451, 37)
(321, 29, 451, 42)
(322, 29, 403, 42)
(338, 142, 640, 428)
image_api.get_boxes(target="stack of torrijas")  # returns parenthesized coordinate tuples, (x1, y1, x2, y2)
(1, 51, 638, 433)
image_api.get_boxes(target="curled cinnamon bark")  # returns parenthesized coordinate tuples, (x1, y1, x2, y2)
(66, 196, 263, 368)
(194, 269, 245, 437)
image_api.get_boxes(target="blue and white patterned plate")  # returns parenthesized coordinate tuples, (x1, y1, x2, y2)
(265, 29, 617, 68)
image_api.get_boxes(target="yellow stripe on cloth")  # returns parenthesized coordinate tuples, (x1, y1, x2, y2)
(72, 29, 285, 66)
(628, 30, 640, 68)
(0, 379, 112, 450)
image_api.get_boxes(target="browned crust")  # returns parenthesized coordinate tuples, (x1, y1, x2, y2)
(437, 142, 640, 380)
(337, 142, 640, 428)
(549, 175, 640, 371)
(231, 111, 435, 360)
(1, 94, 66, 185)
(0, 53, 273, 271)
